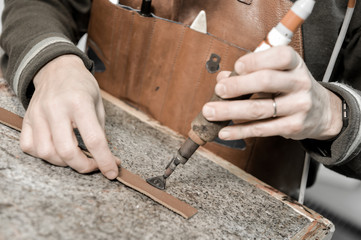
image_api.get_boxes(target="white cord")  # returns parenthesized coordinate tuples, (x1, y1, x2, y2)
(298, 0, 356, 204)
(322, 6, 355, 83)
(298, 153, 310, 204)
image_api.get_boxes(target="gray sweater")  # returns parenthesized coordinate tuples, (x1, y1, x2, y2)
(1, 0, 361, 179)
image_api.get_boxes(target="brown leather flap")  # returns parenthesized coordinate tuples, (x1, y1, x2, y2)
(88, 1, 249, 134)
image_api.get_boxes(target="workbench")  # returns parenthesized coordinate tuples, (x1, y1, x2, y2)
(0, 78, 334, 239)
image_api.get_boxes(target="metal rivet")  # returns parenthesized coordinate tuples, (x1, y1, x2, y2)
(206, 53, 221, 74)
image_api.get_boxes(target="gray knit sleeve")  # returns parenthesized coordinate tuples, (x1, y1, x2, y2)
(0, 0, 93, 108)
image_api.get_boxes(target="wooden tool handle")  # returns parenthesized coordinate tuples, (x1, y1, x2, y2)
(190, 70, 250, 143)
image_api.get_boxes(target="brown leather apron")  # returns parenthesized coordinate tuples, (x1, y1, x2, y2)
(87, 0, 306, 195)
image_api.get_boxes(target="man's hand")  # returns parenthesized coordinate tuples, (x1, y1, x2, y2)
(202, 46, 343, 141)
(20, 55, 120, 179)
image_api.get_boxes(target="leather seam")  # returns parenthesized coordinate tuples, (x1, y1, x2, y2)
(183, 37, 215, 134)
(137, 17, 157, 104)
(159, 26, 187, 118)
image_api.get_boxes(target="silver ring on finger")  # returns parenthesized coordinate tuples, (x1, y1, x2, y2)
(272, 97, 277, 118)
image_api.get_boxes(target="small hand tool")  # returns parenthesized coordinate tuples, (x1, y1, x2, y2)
(147, 0, 316, 190)
(146, 76, 247, 190)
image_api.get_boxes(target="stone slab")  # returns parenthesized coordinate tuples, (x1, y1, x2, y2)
(0, 79, 333, 239)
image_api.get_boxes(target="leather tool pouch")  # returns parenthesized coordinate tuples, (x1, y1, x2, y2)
(87, 0, 306, 194)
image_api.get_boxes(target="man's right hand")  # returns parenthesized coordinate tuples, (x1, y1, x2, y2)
(20, 54, 120, 179)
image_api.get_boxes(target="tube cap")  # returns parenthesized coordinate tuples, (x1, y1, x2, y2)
(292, 0, 316, 20)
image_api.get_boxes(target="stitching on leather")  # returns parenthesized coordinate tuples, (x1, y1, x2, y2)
(109, 2, 117, 76)
(138, 17, 157, 104)
(223, 42, 231, 72)
(183, 37, 215, 134)
(159, 26, 187, 118)
(112, 9, 132, 97)
(120, 12, 135, 99)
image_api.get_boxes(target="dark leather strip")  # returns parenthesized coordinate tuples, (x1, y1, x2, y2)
(0, 107, 197, 219)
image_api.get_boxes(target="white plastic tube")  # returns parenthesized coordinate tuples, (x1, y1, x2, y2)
(299, 0, 357, 204)
(254, 0, 316, 52)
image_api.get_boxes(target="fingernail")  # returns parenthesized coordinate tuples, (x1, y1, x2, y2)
(106, 170, 118, 179)
(215, 83, 226, 97)
(219, 130, 230, 140)
(235, 62, 245, 74)
(202, 105, 215, 119)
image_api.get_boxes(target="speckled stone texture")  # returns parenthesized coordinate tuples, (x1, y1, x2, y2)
(0, 78, 312, 239)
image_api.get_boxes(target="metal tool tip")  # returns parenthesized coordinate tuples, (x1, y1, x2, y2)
(146, 176, 166, 190)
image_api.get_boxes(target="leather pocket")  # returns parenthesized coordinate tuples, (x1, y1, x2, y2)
(88, 0, 248, 134)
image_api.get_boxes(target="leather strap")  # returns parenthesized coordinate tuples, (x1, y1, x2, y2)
(117, 168, 197, 218)
(0, 107, 197, 219)
(0, 107, 22, 131)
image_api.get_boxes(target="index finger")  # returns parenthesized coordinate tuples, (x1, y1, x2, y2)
(74, 105, 119, 179)
(234, 46, 302, 75)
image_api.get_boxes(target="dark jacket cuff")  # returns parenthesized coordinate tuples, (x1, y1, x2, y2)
(302, 82, 361, 166)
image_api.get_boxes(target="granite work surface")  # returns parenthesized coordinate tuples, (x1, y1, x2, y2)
(0, 78, 332, 240)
